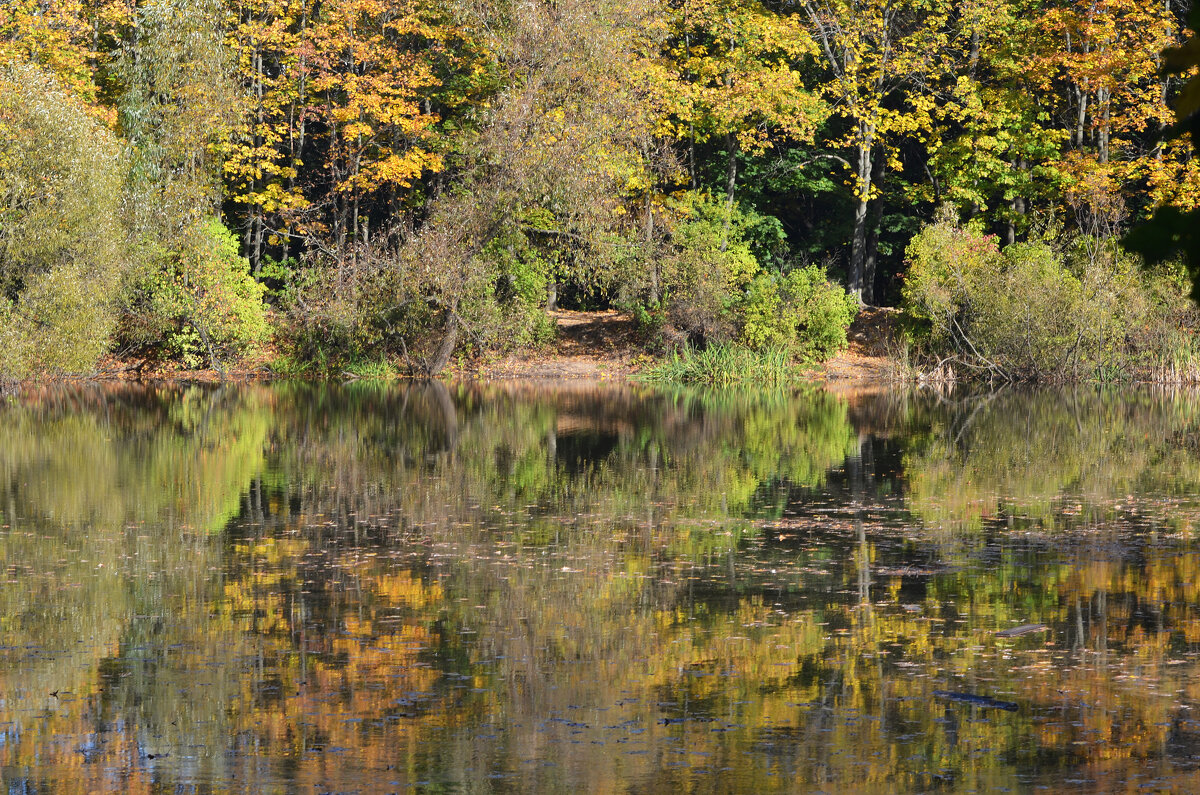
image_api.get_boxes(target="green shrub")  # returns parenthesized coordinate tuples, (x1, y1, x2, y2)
(479, 229, 558, 350)
(972, 241, 1085, 376)
(122, 218, 269, 368)
(737, 274, 786, 350)
(900, 208, 1003, 347)
(901, 208, 1200, 381)
(0, 266, 118, 378)
(0, 62, 126, 380)
(736, 266, 858, 359)
(659, 192, 856, 360)
(659, 192, 760, 342)
(279, 209, 558, 374)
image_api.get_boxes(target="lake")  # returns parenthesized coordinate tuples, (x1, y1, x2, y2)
(2, 381, 1200, 793)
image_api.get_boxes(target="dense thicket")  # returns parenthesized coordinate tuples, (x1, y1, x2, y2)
(1, 0, 1198, 379)
(0, 62, 124, 379)
(901, 208, 1198, 381)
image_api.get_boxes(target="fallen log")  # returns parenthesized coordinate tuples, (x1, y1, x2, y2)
(995, 623, 1050, 638)
(933, 690, 1019, 711)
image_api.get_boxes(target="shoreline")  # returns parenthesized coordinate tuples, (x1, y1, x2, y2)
(39, 306, 1200, 388)
(11, 308, 900, 389)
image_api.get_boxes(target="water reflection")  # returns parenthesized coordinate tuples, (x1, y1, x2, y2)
(3, 383, 1200, 791)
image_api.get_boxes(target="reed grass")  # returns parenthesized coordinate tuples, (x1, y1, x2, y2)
(638, 343, 797, 386)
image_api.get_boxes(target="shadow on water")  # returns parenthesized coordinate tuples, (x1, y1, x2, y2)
(4, 382, 1200, 791)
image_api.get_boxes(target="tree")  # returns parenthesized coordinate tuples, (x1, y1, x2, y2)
(799, 0, 951, 304)
(283, 0, 687, 373)
(117, 0, 267, 370)
(669, 0, 824, 227)
(304, 0, 449, 254)
(119, 0, 240, 230)
(222, 0, 488, 273)
(223, 0, 312, 273)
(920, 0, 1065, 244)
(0, 62, 125, 380)
(1034, 0, 1197, 247)
(1127, 4, 1200, 297)
(0, 1, 99, 107)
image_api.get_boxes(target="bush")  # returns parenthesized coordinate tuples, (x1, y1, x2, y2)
(971, 241, 1085, 376)
(900, 208, 1200, 381)
(900, 208, 1003, 347)
(121, 219, 269, 369)
(658, 192, 856, 360)
(479, 229, 558, 351)
(279, 198, 560, 375)
(658, 192, 760, 343)
(0, 62, 126, 380)
(737, 265, 859, 359)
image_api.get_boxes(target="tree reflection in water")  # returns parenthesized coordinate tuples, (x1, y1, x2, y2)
(2, 383, 1200, 792)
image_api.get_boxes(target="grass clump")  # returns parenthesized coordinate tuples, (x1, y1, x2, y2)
(269, 352, 398, 379)
(638, 343, 798, 386)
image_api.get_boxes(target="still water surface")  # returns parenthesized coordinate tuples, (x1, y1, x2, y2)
(2, 382, 1200, 792)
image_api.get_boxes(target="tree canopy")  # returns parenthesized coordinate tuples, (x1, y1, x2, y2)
(0, 0, 1197, 379)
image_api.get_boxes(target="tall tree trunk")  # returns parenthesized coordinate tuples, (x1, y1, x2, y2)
(685, 9, 696, 189)
(1074, 83, 1089, 149)
(330, 110, 347, 260)
(863, 222, 879, 306)
(251, 211, 264, 275)
(644, 171, 659, 305)
(1097, 86, 1110, 164)
(284, 3, 309, 260)
(849, 138, 875, 304)
(251, 44, 264, 274)
(850, 197, 868, 302)
(722, 132, 737, 251)
(863, 157, 885, 306)
(1006, 158, 1028, 246)
(335, 191, 348, 258)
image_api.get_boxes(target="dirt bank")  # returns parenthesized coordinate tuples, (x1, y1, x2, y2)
(465, 310, 644, 380)
(467, 307, 898, 384)
(816, 306, 900, 384)
(83, 307, 899, 385)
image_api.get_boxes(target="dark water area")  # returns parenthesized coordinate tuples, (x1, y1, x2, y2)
(3, 382, 1200, 793)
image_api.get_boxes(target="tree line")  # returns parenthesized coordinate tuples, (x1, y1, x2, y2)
(1, 0, 1198, 380)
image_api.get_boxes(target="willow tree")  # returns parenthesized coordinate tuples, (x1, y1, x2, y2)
(0, 63, 125, 380)
(286, 0, 683, 373)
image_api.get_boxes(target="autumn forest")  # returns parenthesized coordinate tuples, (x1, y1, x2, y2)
(2, 0, 1200, 381)
(12, 4, 1200, 789)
